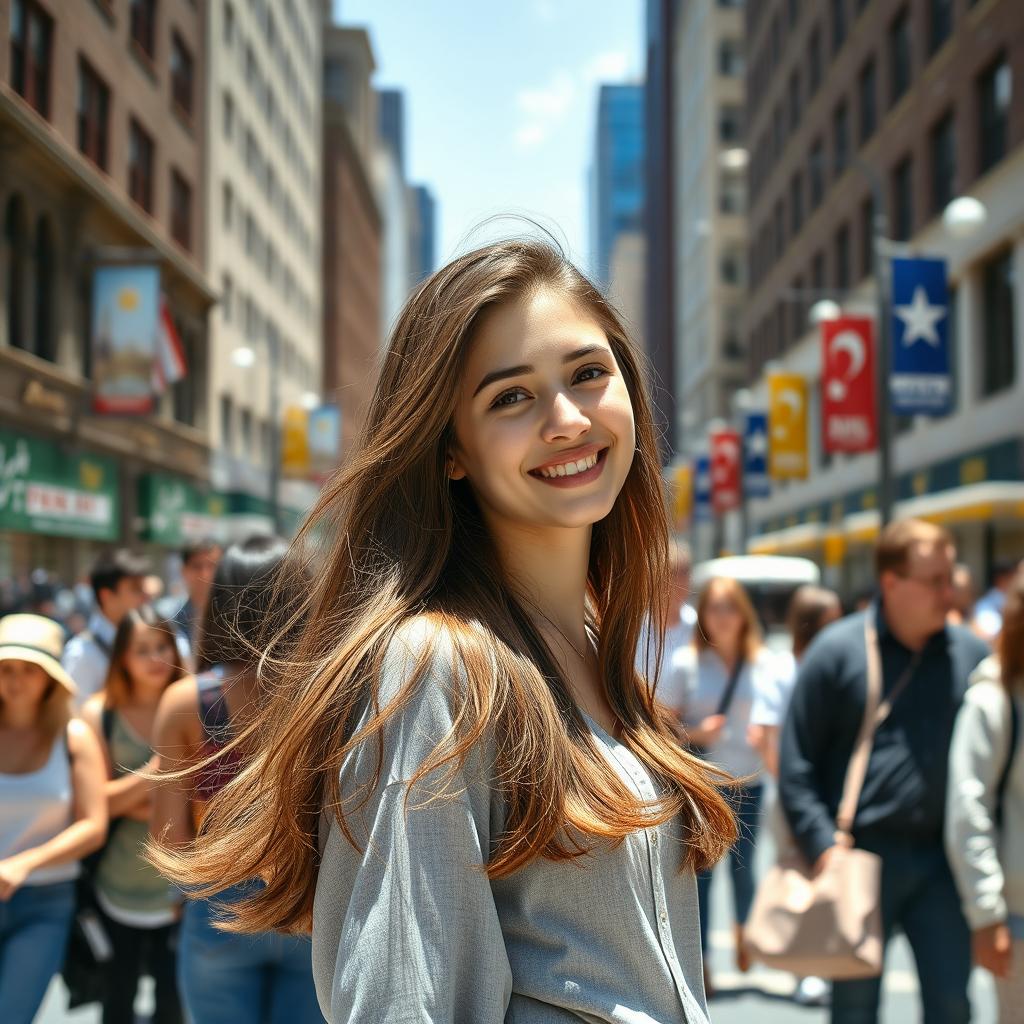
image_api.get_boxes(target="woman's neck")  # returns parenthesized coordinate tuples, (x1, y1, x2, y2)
(0, 706, 41, 730)
(489, 519, 592, 650)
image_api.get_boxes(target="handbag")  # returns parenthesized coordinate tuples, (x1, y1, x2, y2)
(744, 615, 920, 979)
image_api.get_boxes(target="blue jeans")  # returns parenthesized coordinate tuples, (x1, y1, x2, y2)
(0, 879, 75, 1024)
(179, 886, 324, 1023)
(831, 837, 970, 1024)
(697, 783, 763, 953)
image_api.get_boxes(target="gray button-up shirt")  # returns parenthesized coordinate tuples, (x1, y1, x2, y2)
(312, 619, 709, 1023)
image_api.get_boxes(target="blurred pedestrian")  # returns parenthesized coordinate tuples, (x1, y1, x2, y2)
(63, 550, 151, 709)
(948, 563, 976, 627)
(779, 519, 991, 1023)
(82, 606, 188, 1024)
(663, 575, 778, 993)
(171, 540, 222, 653)
(0, 613, 107, 1024)
(947, 566, 1024, 1022)
(150, 536, 324, 1024)
(636, 539, 697, 682)
(974, 560, 1023, 644)
(145, 239, 738, 1023)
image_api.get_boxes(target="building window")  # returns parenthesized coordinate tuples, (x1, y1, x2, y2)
(4, 196, 27, 351)
(240, 408, 253, 456)
(77, 59, 110, 171)
(790, 171, 804, 236)
(981, 248, 1016, 396)
(812, 249, 826, 292)
(831, 0, 846, 54)
(221, 272, 233, 323)
(978, 55, 1011, 175)
(891, 156, 913, 241)
(809, 139, 825, 208)
(220, 394, 234, 450)
(860, 195, 874, 279)
(858, 58, 876, 144)
(718, 40, 744, 78)
(32, 215, 56, 362)
(835, 222, 851, 291)
(9, 0, 53, 119)
(721, 250, 743, 286)
(719, 171, 745, 214)
(130, 0, 157, 60)
(788, 71, 801, 134)
(889, 7, 911, 108)
(774, 200, 785, 258)
(809, 26, 822, 95)
(223, 0, 235, 48)
(222, 90, 235, 141)
(929, 111, 955, 216)
(833, 99, 849, 177)
(171, 170, 192, 250)
(773, 103, 784, 159)
(929, 0, 953, 55)
(127, 118, 154, 213)
(222, 181, 234, 231)
(719, 105, 742, 143)
(170, 33, 194, 118)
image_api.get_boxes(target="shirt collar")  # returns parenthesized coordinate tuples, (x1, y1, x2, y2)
(89, 611, 117, 646)
(874, 599, 948, 653)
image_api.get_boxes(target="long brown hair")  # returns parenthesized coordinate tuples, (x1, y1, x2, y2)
(103, 606, 185, 708)
(693, 577, 763, 661)
(999, 566, 1024, 691)
(148, 237, 737, 933)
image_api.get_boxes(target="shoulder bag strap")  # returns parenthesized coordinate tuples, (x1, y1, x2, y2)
(995, 693, 1020, 832)
(714, 656, 747, 718)
(834, 614, 920, 840)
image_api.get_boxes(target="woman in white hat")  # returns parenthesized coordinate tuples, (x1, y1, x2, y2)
(0, 612, 107, 1024)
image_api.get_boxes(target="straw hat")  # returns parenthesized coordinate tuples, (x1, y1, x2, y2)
(0, 614, 78, 696)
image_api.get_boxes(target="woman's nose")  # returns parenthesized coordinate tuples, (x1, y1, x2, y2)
(541, 390, 590, 441)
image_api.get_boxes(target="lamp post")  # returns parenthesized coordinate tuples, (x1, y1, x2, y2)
(731, 387, 752, 552)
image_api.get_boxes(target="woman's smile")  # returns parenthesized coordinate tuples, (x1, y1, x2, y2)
(528, 445, 609, 487)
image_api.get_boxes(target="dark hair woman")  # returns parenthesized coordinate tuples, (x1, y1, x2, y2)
(81, 606, 187, 1024)
(149, 238, 737, 1023)
(149, 536, 323, 1024)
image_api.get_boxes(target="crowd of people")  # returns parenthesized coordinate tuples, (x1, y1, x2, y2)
(0, 239, 1022, 1024)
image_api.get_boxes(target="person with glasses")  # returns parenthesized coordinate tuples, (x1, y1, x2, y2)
(779, 519, 991, 1024)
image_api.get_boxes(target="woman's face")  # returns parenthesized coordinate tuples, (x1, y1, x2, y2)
(0, 659, 51, 717)
(702, 584, 745, 649)
(450, 287, 636, 534)
(123, 624, 178, 694)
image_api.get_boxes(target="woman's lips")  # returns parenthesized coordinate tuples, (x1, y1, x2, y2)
(529, 447, 609, 488)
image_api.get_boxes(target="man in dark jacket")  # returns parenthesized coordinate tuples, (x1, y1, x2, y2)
(779, 518, 990, 1023)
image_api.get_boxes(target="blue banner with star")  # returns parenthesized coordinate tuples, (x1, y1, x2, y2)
(743, 412, 771, 498)
(890, 256, 952, 415)
(693, 455, 712, 523)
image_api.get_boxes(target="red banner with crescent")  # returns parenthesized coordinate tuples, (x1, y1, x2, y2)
(822, 316, 877, 454)
(710, 428, 742, 514)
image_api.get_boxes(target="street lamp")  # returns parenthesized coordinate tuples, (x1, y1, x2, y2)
(808, 298, 842, 324)
(943, 196, 988, 239)
(231, 345, 255, 368)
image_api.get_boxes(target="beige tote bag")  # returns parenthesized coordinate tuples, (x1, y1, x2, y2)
(744, 617, 917, 980)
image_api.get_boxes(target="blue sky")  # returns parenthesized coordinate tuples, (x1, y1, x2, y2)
(333, 0, 644, 277)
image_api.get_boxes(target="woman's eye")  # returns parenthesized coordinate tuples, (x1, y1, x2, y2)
(574, 364, 609, 384)
(491, 388, 529, 409)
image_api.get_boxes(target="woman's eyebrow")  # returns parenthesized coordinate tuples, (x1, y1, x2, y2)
(472, 345, 607, 397)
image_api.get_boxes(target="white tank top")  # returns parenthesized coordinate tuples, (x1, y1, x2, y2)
(0, 733, 80, 885)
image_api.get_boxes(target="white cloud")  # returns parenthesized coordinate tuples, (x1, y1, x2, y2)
(515, 124, 548, 149)
(583, 50, 633, 85)
(514, 70, 575, 148)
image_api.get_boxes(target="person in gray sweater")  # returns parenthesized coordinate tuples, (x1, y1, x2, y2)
(947, 566, 1024, 1023)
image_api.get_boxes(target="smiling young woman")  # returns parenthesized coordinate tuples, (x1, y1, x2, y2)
(149, 238, 737, 1023)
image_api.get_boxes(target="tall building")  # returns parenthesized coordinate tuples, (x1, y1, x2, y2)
(644, 0, 679, 463)
(672, 0, 748, 462)
(410, 184, 437, 284)
(743, 0, 1024, 595)
(589, 84, 644, 291)
(205, 0, 323, 537)
(377, 89, 406, 176)
(0, 0, 215, 580)
(322, 23, 383, 461)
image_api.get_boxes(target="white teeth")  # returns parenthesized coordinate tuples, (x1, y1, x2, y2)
(537, 451, 601, 478)
(574, 458, 589, 473)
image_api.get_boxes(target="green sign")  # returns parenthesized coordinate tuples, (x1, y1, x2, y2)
(138, 474, 227, 546)
(0, 428, 120, 540)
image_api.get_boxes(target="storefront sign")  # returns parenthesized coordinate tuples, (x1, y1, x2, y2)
(137, 474, 226, 546)
(768, 373, 809, 479)
(710, 428, 742, 514)
(822, 316, 877, 453)
(0, 429, 119, 540)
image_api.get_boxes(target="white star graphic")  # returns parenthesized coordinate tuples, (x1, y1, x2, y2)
(894, 285, 946, 347)
(746, 429, 768, 458)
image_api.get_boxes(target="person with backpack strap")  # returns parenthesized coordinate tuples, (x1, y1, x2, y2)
(947, 565, 1024, 1023)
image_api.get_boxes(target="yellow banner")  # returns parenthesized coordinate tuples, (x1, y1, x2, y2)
(281, 406, 310, 478)
(768, 373, 808, 479)
(671, 463, 692, 532)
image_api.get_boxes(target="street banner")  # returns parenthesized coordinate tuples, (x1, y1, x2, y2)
(710, 428, 742, 514)
(308, 404, 341, 479)
(671, 463, 692, 533)
(743, 412, 771, 499)
(281, 406, 310, 478)
(91, 265, 160, 415)
(890, 256, 952, 415)
(152, 298, 188, 392)
(693, 455, 712, 523)
(768, 373, 808, 479)
(822, 316, 877, 453)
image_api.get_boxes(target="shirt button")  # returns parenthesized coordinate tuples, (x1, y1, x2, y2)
(660, 912, 668, 923)
(650, 832, 658, 844)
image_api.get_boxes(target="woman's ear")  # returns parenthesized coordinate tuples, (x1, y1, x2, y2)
(447, 454, 467, 481)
